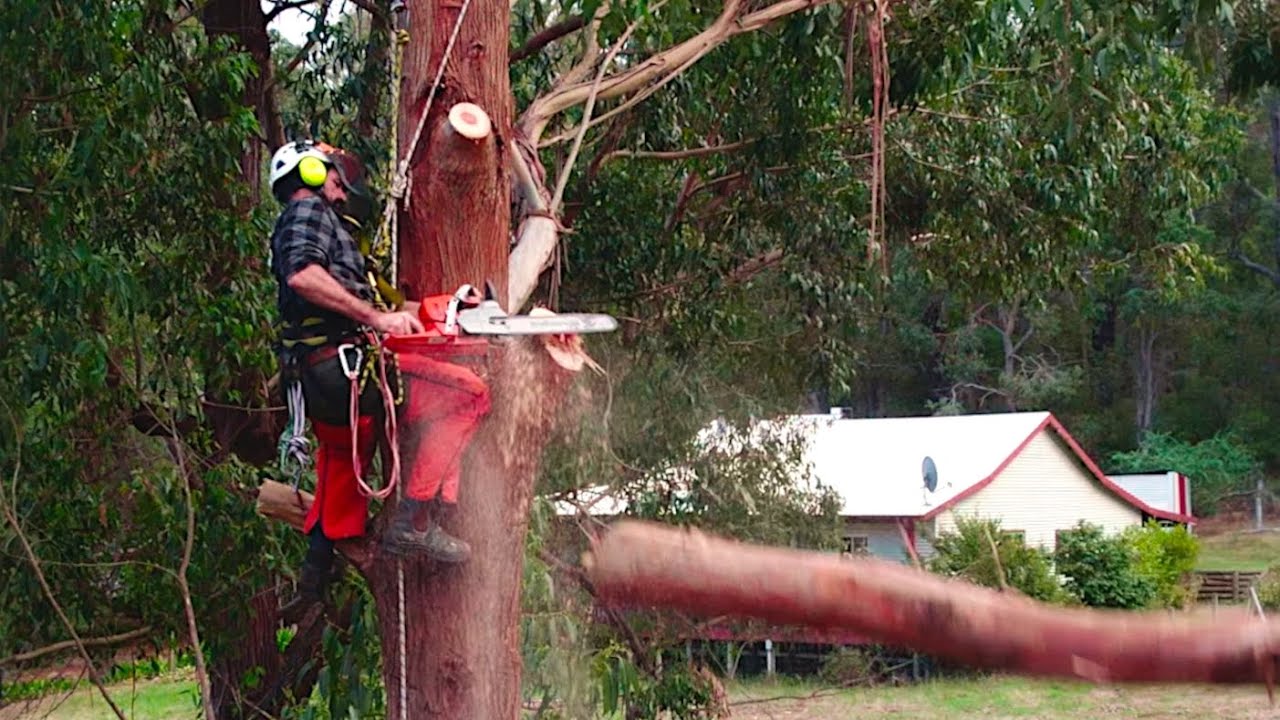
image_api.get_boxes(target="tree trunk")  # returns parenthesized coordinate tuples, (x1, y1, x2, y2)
(588, 521, 1280, 685)
(368, 2, 554, 717)
(394, 0, 512, 305)
(1133, 323, 1159, 441)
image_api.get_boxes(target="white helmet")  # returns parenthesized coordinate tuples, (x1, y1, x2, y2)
(269, 140, 333, 191)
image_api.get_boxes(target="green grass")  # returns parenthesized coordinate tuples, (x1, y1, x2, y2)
(728, 675, 1273, 719)
(0, 674, 198, 720)
(1195, 528, 1280, 571)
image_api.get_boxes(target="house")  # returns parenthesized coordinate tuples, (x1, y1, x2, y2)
(1105, 471, 1193, 519)
(804, 410, 1195, 564)
(551, 410, 1195, 566)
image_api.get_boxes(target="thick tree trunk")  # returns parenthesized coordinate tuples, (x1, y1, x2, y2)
(370, 342, 573, 719)
(395, 0, 512, 304)
(588, 521, 1280, 685)
(369, 2, 554, 717)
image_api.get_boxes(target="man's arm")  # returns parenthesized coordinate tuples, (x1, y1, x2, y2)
(288, 265, 424, 335)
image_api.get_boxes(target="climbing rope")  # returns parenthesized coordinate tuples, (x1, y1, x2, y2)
(278, 381, 313, 488)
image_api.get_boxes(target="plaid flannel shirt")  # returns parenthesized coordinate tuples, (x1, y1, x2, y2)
(270, 196, 376, 333)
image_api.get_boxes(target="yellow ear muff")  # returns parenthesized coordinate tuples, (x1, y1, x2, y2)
(298, 156, 328, 187)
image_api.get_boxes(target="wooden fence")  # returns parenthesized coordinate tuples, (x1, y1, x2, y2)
(1194, 570, 1264, 604)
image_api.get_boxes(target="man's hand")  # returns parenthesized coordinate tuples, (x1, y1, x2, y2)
(370, 310, 425, 336)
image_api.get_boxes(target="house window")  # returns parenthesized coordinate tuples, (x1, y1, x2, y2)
(843, 535, 870, 555)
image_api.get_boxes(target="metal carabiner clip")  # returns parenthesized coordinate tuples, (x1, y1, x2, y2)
(337, 344, 363, 381)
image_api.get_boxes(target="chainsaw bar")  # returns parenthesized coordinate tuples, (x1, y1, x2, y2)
(455, 302, 618, 336)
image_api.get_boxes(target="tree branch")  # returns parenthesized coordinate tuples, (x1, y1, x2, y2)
(511, 15, 587, 63)
(0, 462, 127, 719)
(520, 0, 832, 144)
(264, 0, 317, 24)
(1232, 249, 1280, 287)
(549, 11, 644, 213)
(0, 627, 153, 668)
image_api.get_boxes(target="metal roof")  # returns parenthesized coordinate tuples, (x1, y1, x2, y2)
(801, 411, 1053, 517)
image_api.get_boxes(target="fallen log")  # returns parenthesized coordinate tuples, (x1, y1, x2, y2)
(584, 520, 1280, 689)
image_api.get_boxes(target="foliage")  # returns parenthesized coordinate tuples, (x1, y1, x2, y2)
(1122, 521, 1201, 609)
(929, 517, 1070, 604)
(1109, 432, 1262, 515)
(286, 591, 386, 720)
(1053, 522, 1154, 609)
(816, 646, 896, 688)
(1255, 564, 1280, 611)
(594, 646, 724, 720)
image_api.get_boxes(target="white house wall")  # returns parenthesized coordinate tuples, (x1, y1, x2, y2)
(842, 519, 938, 564)
(934, 430, 1142, 550)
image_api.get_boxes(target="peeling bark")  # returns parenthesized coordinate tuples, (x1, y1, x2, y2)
(587, 521, 1280, 687)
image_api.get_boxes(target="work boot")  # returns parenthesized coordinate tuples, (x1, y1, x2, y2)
(382, 499, 471, 563)
(280, 560, 329, 624)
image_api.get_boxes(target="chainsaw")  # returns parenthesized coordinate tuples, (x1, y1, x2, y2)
(443, 282, 618, 337)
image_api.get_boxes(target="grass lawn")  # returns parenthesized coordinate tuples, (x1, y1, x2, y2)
(0, 674, 198, 720)
(5, 672, 1277, 718)
(1195, 527, 1280, 571)
(729, 675, 1279, 719)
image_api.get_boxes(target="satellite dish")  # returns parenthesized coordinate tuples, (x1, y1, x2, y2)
(922, 456, 939, 493)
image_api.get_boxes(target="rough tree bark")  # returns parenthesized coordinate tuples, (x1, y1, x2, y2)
(588, 521, 1280, 687)
(362, 1, 568, 717)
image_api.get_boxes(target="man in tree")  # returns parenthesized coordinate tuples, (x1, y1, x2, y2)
(268, 140, 490, 621)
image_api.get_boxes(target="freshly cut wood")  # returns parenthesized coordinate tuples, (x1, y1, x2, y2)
(256, 479, 312, 531)
(585, 520, 1280, 687)
(448, 103, 493, 141)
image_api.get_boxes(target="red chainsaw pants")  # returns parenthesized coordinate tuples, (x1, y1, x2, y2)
(302, 351, 491, 540)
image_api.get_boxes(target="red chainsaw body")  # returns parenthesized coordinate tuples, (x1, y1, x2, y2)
(381, 293, 489, 359)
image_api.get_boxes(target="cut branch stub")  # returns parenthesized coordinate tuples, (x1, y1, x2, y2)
(586, 520, 1280, 688)
(449, 102, 493, 141)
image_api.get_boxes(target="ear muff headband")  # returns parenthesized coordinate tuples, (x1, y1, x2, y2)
(298, 156, 328, 187)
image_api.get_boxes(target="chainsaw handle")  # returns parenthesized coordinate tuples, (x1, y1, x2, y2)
(445, 284, 480, 333)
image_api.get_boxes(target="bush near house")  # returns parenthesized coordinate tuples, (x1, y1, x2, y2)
(929, 517, 1071, 604)
(1053, 522, 1155, 609)
(1123, 521, 1200, 609)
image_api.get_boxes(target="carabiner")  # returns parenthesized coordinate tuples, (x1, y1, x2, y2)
(338, 344, 363, 381)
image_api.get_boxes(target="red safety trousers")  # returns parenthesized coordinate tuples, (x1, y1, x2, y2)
(302, 351, 492, 539)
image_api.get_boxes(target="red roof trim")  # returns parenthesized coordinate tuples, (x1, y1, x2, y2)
(921, 413, 1196, 525)
(921, 415, 1052, 520)
(1045, 415, 1196, 525)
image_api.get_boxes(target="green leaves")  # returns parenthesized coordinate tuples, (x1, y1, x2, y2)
(1054, 521, 1155, 609)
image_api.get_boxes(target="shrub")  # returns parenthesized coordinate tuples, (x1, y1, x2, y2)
(1123, 520, 1200, 609)
(1053, 522, 1154, 609)
(817, 647, 887, 687)
(929, 516, 1070, 603)
(1257, 565, 1280, 611)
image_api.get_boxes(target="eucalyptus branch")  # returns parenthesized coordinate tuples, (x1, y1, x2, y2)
(549, 12, 645, 213)
(169, 434, 217, 720)
(511, 15, 587, 63)
(1231, 249, 1280, 287)
(264, 0, 317, 23)
(520, 0, 833, 144)
(0, 627, 154, 668)
(0, 451, 128, 720)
